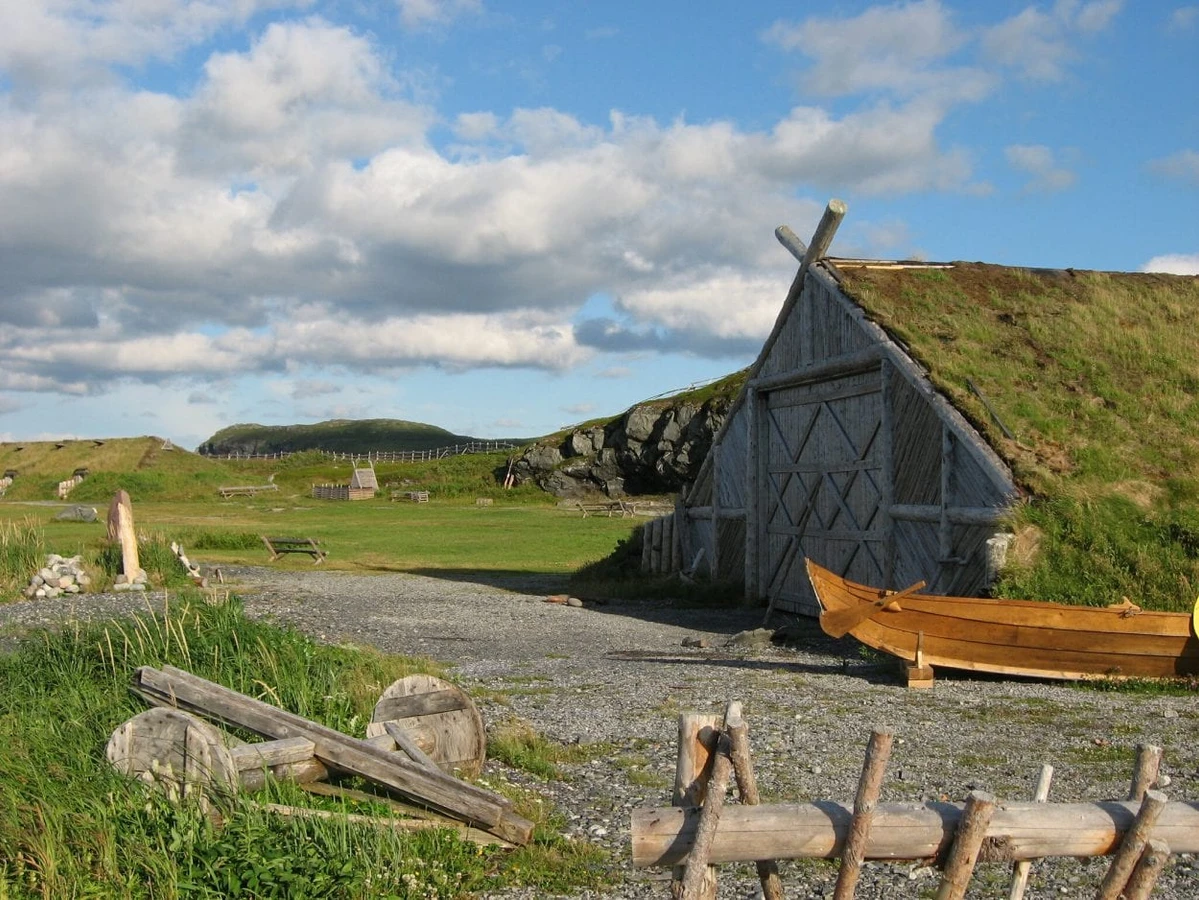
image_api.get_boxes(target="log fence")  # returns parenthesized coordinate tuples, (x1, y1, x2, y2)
(632, 705, 1191, 898)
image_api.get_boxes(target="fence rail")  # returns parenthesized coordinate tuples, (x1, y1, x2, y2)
(200, 441, 519, 463)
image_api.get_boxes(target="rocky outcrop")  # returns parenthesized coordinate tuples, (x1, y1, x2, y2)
(511, 396, 731, 498)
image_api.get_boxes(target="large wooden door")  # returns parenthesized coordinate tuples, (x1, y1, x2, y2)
(760, 367, 888, 613)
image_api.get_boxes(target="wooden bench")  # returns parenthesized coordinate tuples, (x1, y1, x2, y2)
(391, 490, 430, 503)
(219, 484, 279, 499)
(262, 536, 326, 564)
(575, 500, 632, 518)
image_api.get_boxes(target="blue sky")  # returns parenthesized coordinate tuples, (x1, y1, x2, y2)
(0, 0, 1195, 449)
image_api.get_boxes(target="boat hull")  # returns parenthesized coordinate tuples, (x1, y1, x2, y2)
(806, 560, 1199, 680)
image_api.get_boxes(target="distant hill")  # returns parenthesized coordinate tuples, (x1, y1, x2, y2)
(198, 419, 503, 456)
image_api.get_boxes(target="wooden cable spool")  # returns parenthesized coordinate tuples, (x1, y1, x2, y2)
(365, 674, 487, 778)
(106, 707, 238, 802)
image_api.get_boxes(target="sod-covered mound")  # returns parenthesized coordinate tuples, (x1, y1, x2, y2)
(838, 264, 1199, 611)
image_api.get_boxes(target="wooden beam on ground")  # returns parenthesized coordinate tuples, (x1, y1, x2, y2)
(631, 799, 1199, 867)
(132, 665, 533, 845)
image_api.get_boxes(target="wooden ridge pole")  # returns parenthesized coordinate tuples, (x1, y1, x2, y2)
(1095, 789, 1167, 900)
(934, 790, 996, 900)
(834, 727, 894, 900)
(725, 706, 783, 900)
(1007, 764, 1053, 900)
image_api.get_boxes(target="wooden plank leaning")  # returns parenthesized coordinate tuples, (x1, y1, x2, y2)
(131, 665, 533, 845)
(1094, 790, 1167, 900)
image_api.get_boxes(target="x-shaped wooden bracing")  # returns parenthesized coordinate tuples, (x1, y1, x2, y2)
(763, 398, 885, 595)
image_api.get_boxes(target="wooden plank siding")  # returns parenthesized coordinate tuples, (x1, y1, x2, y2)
(676, 233, 1020, 615)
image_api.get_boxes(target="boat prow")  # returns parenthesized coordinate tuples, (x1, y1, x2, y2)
(806, 559, 1199, 682)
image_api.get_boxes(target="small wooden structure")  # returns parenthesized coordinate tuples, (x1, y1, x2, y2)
(632, 704, 1192, 899)
(118, 665, 531, 845)
(576, 499, 633, 518)
(261, 536, 326, 564)
(672, 202, 1019, 614)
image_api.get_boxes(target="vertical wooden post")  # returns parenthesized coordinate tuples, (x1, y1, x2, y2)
(709, 445, 722, 580)
(662, 513, 675, 574)
(1008, 764, 1054, 900)
(107, 489, 141, 581)
(1121, 839, 1170, 900)
(641, 522, 652, 573)
(745, 387, 760, 602)
(1095, 790, 1167, 900)
(934, 790, 996, 900)
(673, 714, 721, 900)
(834, 727, 894, 900)
(650, 517, 663, 575)
(725, 706, 784, 900)
(939, 423, 956, 572)
(878, 359, 896, 589)
(1128, 744, 1162, 801)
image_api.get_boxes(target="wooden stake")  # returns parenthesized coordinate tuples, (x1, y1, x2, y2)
(834, 727, 894, 900)
(933, 790, 996, 900)
(681, 732, 733, 900)
(1121, 839, 1170, 900)
(1095, 789, 1167, 900)
(725, 706, 784, 900)
(672, 713, 722, 900)
(1128, 744, 1163, 801)
(1007, 764, 1053, 900)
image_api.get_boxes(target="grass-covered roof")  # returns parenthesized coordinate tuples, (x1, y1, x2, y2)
(835, 262, 1199, 611)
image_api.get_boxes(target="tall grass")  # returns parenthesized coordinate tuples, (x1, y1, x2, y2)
(0, 596, 610, 898)
(0, 519, 44, 595)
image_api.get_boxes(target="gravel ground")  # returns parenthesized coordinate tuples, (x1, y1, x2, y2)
(3, 568, 1197, 899)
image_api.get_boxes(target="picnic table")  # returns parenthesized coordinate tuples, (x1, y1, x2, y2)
(261, 536, 326, 564)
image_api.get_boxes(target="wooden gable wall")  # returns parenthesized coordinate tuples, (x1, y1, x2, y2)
(678, 210, 1019, 615)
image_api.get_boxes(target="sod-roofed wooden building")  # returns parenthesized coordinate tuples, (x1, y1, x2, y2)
(673, 201, 1199, 616)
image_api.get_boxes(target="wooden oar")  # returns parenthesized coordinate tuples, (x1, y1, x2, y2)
(822, 580, 927, 639)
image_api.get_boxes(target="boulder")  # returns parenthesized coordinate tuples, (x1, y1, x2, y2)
(623, 406, 659, 442)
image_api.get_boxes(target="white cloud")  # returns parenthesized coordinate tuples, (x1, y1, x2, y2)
(982, 1, 1123, 81)
(395, 0, 481, 30)
(585, 26, 619, 40)
(1171, 6, 1199, 30)
(0, 0, 312, 87)
(1148, 149, 1199, 185)
(1005, 144, 1077, 192)
(764, 0, 989, 100)
(1142, 254, 1199, 275)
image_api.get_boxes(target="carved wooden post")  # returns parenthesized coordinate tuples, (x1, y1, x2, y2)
(107, 489, 140, 582)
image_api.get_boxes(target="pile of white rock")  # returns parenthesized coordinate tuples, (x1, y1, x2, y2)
(26, 554, 92, 599)
(113, 567, 149, 592)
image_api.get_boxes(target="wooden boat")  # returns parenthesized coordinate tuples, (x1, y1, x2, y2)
(806, 559, 1199, 680)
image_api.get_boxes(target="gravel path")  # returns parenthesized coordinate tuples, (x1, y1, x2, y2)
(4, 568, 1197, 899)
